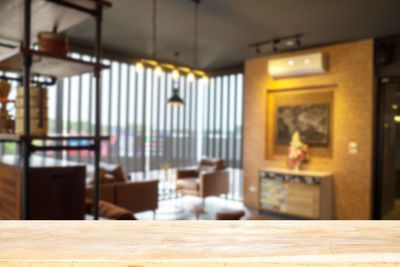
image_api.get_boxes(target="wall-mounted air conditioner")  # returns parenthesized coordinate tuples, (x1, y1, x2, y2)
(268, 52, 328, 79)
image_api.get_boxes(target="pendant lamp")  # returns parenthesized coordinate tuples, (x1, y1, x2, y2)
(167, 52, 184, 106)
(167, 87, 184, 106)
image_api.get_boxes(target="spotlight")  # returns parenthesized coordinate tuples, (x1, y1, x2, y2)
(154, 66, 162, 77)
(135, 62, 144, 72)
(172, 69, 180, 81)
(187, 72, 195, 83)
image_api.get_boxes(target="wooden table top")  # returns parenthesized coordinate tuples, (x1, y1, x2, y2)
(0, 221, 399, 266)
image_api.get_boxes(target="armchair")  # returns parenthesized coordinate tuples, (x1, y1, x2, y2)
(86, 163, 158, 215)
(176, 158, 229, 201)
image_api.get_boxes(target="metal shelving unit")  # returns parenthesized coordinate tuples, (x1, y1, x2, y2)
(0, 0, 112, 219)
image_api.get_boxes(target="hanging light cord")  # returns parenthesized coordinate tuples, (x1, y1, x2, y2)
(174, 51, 179, 64)
(152, 0, 157, 58)
(193, 1, 199, 68)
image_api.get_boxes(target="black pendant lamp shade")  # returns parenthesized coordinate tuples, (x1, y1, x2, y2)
(167, 87, 184, 106)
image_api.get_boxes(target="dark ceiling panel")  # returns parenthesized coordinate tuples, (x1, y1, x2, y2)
(65, 0, 400, 70)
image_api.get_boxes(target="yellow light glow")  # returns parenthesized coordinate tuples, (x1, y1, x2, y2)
(392, 104, 398, 110)
(179, 66, 191, 73)
(194, 70, 205, 76)
(154, 66, 162, 77)
(395, 116, 400, 123)
(135, 62, 144, 72)
(172, 69, 180, 81)
(160, 63, 175, 70)
(202, 76, 209, 84)
(143, 59, 158, 66)
(187, 73, 195, 82)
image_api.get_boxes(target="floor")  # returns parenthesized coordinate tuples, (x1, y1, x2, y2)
(135, 196, 258, 220)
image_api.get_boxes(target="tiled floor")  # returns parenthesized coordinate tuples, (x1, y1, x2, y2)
(135, 196, 257, 220)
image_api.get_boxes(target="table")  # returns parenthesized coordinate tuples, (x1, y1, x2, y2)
(0, 221, 399, 266)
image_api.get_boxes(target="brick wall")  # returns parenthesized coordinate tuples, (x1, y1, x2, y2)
(243, 39, 374, 219)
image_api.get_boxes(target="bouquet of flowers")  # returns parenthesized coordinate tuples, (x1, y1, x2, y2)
(287, 131, 309, 170)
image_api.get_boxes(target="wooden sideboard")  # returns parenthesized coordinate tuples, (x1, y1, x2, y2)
(0, 155, 86, 219)
(259, 167, 333, 219)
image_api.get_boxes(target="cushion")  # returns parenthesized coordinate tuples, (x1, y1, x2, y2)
(241, 215, 269, 220)
(85, 198, 136, 220)
(198, 165, 216, 173)
(198, 158, 224, 173)
(176, 178, 200, 191)
(216, 209, 245, 220)
(98, 200, 136, 220)
(86, 168, 107, 185)
(109, 166, 128, 182)
(101, 173, 116, 184)
(87, 166, 129, 185)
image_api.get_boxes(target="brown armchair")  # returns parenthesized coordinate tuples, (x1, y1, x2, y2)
(86, 164, 158, 216)
(176, 158, 229, 201)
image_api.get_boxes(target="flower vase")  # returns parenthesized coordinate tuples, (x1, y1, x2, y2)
(294, 161, 301, 171)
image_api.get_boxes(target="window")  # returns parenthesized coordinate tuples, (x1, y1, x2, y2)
(0, 56, 244, 200)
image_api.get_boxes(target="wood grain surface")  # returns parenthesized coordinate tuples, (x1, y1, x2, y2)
(0, 221, 399, 266)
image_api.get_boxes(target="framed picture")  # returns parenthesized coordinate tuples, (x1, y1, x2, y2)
(276, 103, 329, 145)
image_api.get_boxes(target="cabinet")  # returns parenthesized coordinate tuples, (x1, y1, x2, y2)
(259, 168, 333, 219)
(0, 155, 86, 219)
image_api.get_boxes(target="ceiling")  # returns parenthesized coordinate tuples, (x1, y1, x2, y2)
(65, 0, 400, 71)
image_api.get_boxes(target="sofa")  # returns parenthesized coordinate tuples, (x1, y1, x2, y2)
(176, 158, 229, 202)
(86, 164, 158, 215)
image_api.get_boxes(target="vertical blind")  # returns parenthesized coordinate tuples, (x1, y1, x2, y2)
(0, 54, 244, 200)
(47, 54, 203, 173)
(201, 74, 244, 168)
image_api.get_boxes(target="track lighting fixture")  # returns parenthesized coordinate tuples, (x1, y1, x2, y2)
(296, 36, 301, 47)
(273, 39, 280, 53)
(249, 33, 303, 54)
